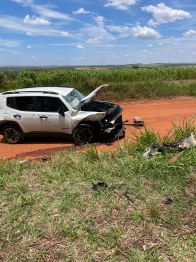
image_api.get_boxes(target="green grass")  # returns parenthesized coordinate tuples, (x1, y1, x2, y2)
(1, 121, 196, 261)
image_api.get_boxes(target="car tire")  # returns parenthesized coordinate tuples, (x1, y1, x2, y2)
(2, 125, 22, 144)
(73, 125, 95, 145)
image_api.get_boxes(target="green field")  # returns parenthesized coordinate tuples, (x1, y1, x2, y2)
(1, 64, 196, 100)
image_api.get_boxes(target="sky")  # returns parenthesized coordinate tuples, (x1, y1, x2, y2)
(0, 0, 196, 66)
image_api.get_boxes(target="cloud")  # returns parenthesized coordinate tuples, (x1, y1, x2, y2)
(26, 31, 37, 36)
(61, 31, 71, 37)
(86, 37, 104, 44)
(13, 0, 72, 21)
(183, 30, 196, 38)
(0, 15, 74, 38)
(14, 52, 20, 54)
(27, 45, 32, 48)
(104, 0, 139, 10)
(0, 38, 21, 47)
(131, 26, 161, 39)
(107, 25, 130, 33)
(106, 25, 132, 38)
(77, 45, 84, 49)
(141, 3, 191, 26)
(82, 16, 115, 44)
(12, 0, 33, 4)
(31, 5, 72, 21)
(72, 8, 90, 15)
(23, 15, 51, 25)
(94, 16, 105, 26)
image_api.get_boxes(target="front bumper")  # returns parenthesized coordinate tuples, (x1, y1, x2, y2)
(100, 121, 125, 142)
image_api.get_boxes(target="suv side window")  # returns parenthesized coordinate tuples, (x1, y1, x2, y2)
(7, 96, 34, 111)
(36, 97, 68, 112)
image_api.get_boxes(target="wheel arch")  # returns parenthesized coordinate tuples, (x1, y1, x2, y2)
(72, 121, 99, 144)
(72, 121, 97, 135)
(0, 121, 24, 135)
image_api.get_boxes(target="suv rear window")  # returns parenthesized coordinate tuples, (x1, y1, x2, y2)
(7, 97, 34, 111)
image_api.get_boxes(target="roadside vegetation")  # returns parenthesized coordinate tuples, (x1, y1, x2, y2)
(1, 66, 196, 100)
(1, 117, 196, 261)
(1, 66, 196, 261)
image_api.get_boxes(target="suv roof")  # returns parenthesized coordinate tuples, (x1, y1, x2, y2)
(1, 86, 74, 96)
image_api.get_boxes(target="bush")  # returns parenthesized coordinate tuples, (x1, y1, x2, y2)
(17, 70, 37, 87)
(0, 70, 6, 88)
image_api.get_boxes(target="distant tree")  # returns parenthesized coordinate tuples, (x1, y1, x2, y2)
(18, 70, 37, 87)
(132, 65, 139, 69)
(0, 70, 5, 87)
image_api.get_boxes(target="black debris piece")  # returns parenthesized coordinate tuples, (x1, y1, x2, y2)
(42, 157, 51, 162)
(92, 182, 108, 191)
(163, 198, 173, 205)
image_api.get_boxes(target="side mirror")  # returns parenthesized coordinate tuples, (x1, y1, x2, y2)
(58, 106, 66, 116)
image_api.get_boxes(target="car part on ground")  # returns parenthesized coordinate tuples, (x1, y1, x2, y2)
(133, 116, 144, 127)
(143, 132, 196, 158)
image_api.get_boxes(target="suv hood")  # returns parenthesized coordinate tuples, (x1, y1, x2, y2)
(78, 84, 109, 110)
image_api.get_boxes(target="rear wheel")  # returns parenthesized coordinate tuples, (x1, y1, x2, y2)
(73, 125, 95, 145)
(2, 125, 22, 144)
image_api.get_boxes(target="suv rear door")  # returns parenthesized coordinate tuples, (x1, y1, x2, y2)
(6, 96, 42, 133)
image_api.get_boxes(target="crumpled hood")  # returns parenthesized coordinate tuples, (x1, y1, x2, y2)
(78, 84, 109, 110)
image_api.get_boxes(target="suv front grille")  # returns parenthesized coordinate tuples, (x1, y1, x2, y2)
(105, 104, 123, 123)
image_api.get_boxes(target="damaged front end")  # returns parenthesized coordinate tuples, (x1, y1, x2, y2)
(81, 99, 125, 142)
(100, 106, 125, 142)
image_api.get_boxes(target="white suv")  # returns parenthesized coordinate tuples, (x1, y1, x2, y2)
(0, 85, 125, 144)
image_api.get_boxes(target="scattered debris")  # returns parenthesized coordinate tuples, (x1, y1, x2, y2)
(168, 151, 184, 164)
(143, 132, 196, 158)
(124, 117, 144, 129)
(42, 157, 51, 162)
(163, 198, 173, 205)
(114, 189, 122, 198)
(133, 116, 144, 127)
(143, 142, 161, 157)
(114, 188, 134, 203)
(92, 182, 108, 191)
(18, 160, 27, 164)
(123, 188, 134, 203)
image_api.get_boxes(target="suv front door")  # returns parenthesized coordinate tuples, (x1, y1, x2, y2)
(35, 96, 72, 134)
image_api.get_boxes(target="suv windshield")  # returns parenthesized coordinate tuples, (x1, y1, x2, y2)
(63, 89, 84, 110)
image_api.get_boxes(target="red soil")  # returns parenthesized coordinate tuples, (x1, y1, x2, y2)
(1, 97, 196, 161)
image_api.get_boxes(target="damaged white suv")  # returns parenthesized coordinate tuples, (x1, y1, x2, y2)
(0, 85, 125, 144)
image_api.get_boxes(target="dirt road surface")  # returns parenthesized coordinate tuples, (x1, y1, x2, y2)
(1, 97, 196, 161)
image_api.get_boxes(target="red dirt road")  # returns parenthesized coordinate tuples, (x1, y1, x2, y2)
(1, 97, 196, 161)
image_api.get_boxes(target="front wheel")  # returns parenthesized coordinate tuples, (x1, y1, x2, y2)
(73, 125, 95, 145)
(2, 125, 22, 144)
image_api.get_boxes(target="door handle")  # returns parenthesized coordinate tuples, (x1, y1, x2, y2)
(39, 115, 48, 119)
(13, 114, 21, 119)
